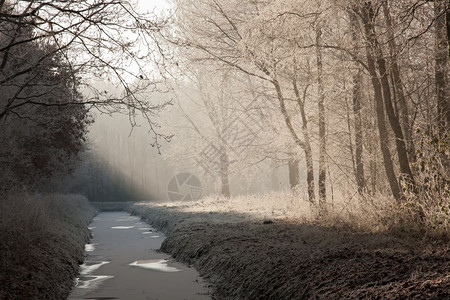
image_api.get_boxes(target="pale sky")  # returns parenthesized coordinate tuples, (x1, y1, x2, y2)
(138, 0, 172, 14)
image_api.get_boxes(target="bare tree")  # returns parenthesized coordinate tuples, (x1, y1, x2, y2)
(0, 0, 170, 148)
(434, 0, 450, 130)
(315, 21, 327, 207)
(382, 1, 415, 159)
(349, 9, 366, 194)
(163, 0, 447, 205)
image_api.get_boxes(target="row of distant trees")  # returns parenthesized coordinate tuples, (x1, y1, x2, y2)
(157, 0, 449, 207)
(0, 1, 169, 194)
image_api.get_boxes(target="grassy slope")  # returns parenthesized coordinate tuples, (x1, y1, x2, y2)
(0, 194, 97, 300)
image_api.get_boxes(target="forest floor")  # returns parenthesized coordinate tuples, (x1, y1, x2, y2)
(0, 194, 96, 300)
(130, 200, 450, 300)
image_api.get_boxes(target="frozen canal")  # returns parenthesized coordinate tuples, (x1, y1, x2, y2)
(68, 212, 209, 300)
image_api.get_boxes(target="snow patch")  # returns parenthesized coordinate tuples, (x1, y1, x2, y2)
(111, 226, 135, 229)
(84, 243, 96, 252)
(129, 259, 181, 272)
(80, 261, 109, 275)
(74, 275, 113, 289)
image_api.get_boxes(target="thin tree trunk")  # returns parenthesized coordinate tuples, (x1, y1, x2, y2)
(272, 78, 305, 150)
(316, 25, 327, 207)
(447, 3, 450, 59)
(352, 71, 366, 193)
(293, 79, 316, 203)
(445, 0, 450, 59)
(349, 10, 366, 193)
(370, 156, 377, 195)
(359, 5, 401, 200)
(435, 0, 450, 130)
(220, 149, 230, 198)
(272, 79, 311, 193)
(382, 1, 416, 160)
(362, 2, 415, 189)
(288, 156, 300, 190)
(346, 97, 357, 178)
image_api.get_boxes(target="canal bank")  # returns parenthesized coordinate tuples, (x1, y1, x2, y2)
(129, 202, 450, 300)
(0, 194, 96, 300)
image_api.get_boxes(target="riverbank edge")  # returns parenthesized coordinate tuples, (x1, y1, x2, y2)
(0, 194, 97, 299)
(129, 203, 450, 300)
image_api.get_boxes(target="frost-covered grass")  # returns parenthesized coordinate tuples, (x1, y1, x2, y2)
(141, 189, 449, 240)
(157, 190, 312, 220)
(0, 194, 97, 299)
(143, 190, 389, 226)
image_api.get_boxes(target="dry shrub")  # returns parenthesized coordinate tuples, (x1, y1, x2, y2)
(311, 189, 449, 242)
(386, 198, 448, 241)
(311, 129, 449, 241)
(388, 128, 450, 241)
(309, 191, 394, 233)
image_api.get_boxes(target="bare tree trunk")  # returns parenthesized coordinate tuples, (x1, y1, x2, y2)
(447, 3, 450, 59)
(220, 149, 230, 198)
(316, 26, 327, 207)
(370, 155, 377, 195)
(352, 71, 366, 193)
(359, 5, 401, 200)
(346, 97, 357, 177)
(272, 79, 311, 192)
(349, 10, 366, 194)
(272, 78, 305, 150)
(435, 0, 450, 130)
(447, 3, 450, 58)
(372, 32, 414, 185)
(288, 156, 300, 190)
(293, 80, 316, 203)
(361, 2, 415, 191)
(382, 1, 416, 160)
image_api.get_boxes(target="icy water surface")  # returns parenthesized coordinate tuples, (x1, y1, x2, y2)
(68, 212, 209, 300)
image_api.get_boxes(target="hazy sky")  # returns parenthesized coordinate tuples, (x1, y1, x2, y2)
(138, 0, 171, 14)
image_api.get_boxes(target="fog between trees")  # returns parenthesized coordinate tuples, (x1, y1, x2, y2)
(152, 0, 449, 210)
(1, 1, 449, 221)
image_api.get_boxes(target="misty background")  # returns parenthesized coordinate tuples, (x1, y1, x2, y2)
(0, 0, 448, 211)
